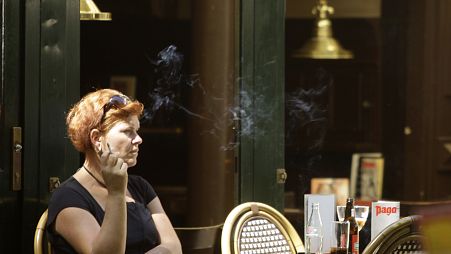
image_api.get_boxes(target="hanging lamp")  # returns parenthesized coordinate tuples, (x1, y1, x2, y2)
(80, 0, 112, 21)
(292, 0, 352, 59)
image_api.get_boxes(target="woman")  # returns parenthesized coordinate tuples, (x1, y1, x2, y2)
(47, 89, 182, 254)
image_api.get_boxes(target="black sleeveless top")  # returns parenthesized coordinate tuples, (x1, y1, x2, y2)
(47, 175, 160, 254)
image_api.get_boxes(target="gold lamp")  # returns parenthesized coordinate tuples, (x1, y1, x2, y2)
(80, 0, 112, 21)
(292, 0, 353, 59)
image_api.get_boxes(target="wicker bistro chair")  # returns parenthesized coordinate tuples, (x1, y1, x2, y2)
(362, 215, 423, 254)
(221, 202, 305, 254)
(34, 209, 52, 254)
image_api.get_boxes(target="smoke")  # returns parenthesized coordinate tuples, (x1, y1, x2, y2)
(218, 88, 274, 150)
(143, 45, 275, 151)
(141, 45, 185, 122)
(285, 67, 332, 195)
(286, 85, 328, 152)
(287, 68, 331, 150)
(141, 46, 336, 206)
(143, 45, 331, 159)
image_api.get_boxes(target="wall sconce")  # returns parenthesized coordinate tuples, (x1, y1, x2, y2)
(80, 0, 112, 21)
(292, 0, 353, 59)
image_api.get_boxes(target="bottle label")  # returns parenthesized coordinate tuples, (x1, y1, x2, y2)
(306, 226, 318, 234)
(352, 234, 359, 254)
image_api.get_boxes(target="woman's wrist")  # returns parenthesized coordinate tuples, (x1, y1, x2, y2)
(106, 191, 127, 201)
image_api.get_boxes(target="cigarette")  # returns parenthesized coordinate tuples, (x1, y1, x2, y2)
(107, 143, 112, 154)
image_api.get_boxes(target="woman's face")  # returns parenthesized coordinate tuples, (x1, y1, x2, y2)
(103, 115, 142, 167)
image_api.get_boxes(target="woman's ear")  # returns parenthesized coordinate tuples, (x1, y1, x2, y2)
(90, 129, 102, 152)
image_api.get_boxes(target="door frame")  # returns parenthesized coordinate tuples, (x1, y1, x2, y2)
(0, 0, 23, 252)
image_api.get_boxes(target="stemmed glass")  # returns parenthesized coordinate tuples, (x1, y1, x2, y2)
(336, 205, 369, 232)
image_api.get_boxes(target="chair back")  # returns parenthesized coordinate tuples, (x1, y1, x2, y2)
(174, 224, 223, 254)
(221, 202, 305, 254)
(362, 215, 423, 254)
(34, 209, 51, 254)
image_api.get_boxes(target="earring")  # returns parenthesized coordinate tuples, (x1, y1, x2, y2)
(96, 144, 103, 156)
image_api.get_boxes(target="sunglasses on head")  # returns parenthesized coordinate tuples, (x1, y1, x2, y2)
(101, 95, 130, 120)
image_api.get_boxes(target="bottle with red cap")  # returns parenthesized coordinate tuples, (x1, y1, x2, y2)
(344, 198, 359, 254)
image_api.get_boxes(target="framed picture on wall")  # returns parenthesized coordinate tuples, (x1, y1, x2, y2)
(350, 153, 384, 201)
(359, 157, 384, 200)
(311, 178, 349, 206)
(110, 75, 137, 98)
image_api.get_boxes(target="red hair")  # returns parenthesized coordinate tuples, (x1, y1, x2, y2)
(66, 89, 144, 152)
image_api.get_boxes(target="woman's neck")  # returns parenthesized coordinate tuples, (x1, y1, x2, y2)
(84, 150, 102, 172)
(82, 152, 105, 188)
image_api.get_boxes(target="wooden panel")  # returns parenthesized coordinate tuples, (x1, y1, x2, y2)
(380, 0, 410, 201)
(239, 0, 286, 211)
(402, 0, 451, 200)
(23, 1, 43, 252)
(429, 0, 451, 199)
(22, 0, 80, 253)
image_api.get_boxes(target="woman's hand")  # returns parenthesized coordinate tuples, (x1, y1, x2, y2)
(98, 142, 128, 194)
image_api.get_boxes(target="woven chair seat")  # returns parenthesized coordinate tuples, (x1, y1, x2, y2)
(221, 202, 305, 254)
(239, 217, 292, 254)
(392, 238, 423, 254)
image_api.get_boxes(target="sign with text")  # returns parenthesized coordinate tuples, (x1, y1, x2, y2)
(371, 201, 400, 239)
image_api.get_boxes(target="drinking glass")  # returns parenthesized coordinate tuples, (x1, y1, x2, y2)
(354, 206, 370, 231)
(336, 205, 369, 231)
(336, 205, 345, 222)
(330, 221, 349, 254)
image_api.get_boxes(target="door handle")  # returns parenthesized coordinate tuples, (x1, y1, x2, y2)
(11, 127, 22, 191)
(276, 168, 287, 184)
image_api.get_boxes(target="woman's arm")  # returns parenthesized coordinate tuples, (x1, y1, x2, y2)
(55, 145, 129, 254)
(146, 197, 182, 254)
(55, 192, 127, 254)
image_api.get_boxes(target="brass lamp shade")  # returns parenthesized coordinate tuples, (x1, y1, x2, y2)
(80, 0, 112, 21)
(292, 0, 353, 59)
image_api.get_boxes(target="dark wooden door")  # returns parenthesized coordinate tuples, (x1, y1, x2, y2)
(0, 0, 23, 252)
(1, 0, 80, 252)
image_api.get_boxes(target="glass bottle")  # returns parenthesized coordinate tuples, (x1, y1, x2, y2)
(344, 198, 359, 254)
(306, 202, 323, 254)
